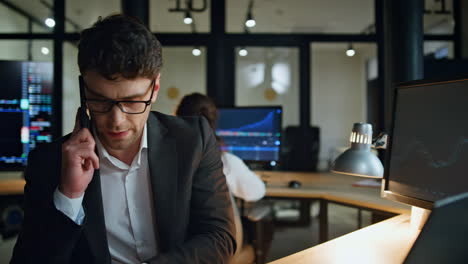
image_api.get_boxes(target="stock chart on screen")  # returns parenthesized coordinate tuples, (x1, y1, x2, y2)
(0, 61, 53, 169)
(387, 80, 468, 202)
(216, 107, 282, 163)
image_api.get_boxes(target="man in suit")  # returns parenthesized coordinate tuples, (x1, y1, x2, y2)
(10, 14, 236, 263)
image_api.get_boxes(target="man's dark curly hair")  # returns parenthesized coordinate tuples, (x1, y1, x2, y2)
(78, 14, 163, 80)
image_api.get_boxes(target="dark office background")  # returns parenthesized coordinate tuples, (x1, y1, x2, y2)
(0, 0, 465, 261)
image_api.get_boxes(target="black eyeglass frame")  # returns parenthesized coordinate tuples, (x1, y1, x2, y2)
(83, 79, 156, 114)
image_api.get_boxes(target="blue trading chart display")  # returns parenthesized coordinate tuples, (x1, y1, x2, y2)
(216, 107, 282, 163)
(0, 61, 53, 169)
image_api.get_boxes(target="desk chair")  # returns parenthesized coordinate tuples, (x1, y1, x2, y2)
(0, 195, 24, 240)
(230, 196, 274, 264)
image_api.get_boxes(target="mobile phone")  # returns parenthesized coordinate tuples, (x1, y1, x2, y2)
(78, 76, 91, 129)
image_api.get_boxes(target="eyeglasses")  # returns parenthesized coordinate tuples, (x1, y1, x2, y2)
(84, 79, 155, 114)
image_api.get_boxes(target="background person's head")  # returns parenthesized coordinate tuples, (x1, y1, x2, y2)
(78, 14, 163, 154)
(175, 93, 218, 130)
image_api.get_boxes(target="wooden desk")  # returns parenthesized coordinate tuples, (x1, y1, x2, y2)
(257, 171, 409, 213)
(2, 171, 410, 216)
(3, 172, 409, 216)
(0, 179, 25, 195)
(255, 171, 410, 243)
(269, 214, 419, 264)
(253, 171, 415, 264)
(2, 171, 416, 263)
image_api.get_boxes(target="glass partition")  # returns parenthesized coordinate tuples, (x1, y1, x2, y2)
(66, 0, 120, 32)
(424, 0, 454, 35)
(63, 41, 80, 135)
(311, 42, 376, 170)
(227, 0, 374, 34)
(235, 47, 299, 128)
(150, 0, 211, 33)
(151, 46, 207, 115)
(424, 41, 454, 59)
(0, 1, 53, 33)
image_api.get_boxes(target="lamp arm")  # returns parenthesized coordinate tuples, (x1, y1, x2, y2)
(372, 132, 388, 149)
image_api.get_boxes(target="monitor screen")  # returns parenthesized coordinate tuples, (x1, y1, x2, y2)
(216, 107, 282, 164)
(0, 60, 54, 170)
(383, 79, 468, 208)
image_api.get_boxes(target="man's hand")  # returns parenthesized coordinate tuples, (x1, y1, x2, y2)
(60, 109, 99, 198)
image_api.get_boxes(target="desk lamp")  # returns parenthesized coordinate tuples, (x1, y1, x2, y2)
(332, 123, 429, 230)
(331, 123, 384, 178)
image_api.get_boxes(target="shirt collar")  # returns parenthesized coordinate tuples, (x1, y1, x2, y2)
(94, 124, 148, 170)
(136, 124, 148, 165)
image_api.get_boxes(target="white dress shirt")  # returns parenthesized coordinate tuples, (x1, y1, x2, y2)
(221, 152, 266, 202)
(54, 125, 157, 263)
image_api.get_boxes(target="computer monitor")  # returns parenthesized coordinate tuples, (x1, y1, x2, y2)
(404, 192, 468, 263)
(0, 60, 54, 170)
(216, 106, 282, 166)
(382, 78, 468, 209)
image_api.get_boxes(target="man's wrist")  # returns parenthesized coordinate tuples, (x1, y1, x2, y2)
(53, 187, 85, 225)
(58, 185, 84, 199)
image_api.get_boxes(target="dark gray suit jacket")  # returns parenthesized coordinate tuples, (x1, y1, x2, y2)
(10, 112, 236, 263)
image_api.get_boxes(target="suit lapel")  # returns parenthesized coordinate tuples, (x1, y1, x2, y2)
(83, 169, 110, 263)
(147, 113, 178, 252)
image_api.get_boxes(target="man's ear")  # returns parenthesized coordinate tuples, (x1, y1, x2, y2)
(151, 74, 161, 103)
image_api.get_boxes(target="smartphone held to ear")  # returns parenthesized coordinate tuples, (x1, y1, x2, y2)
(79, 76, 91, 129)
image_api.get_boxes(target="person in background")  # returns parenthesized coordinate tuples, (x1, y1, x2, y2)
(175, 93, 266, 202)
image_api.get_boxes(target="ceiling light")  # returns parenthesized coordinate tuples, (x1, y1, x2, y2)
(245, 13, 256, 28)
(192, 47, 201, 56)
(239, 48, 248, 57)
(346, 44, 356, 57)
(245, 0, 256, 28)
(346, 49, 355, 57)
(45, 17, 55, 28)
(184, 12, 193, 25)
(41, 47, 50, 55)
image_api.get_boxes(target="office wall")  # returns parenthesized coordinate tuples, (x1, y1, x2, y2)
(151, 47, 206, 115)
(0, 5, 29, 59)
(235, 47, 300, 128)
(0, 4, 27, 33)
(234, 45, 371, 171)
(311, 44, 373, 170)
(63, 43, 80, 135)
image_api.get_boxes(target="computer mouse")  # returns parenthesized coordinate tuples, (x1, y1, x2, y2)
(288, 180, 302, 189)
